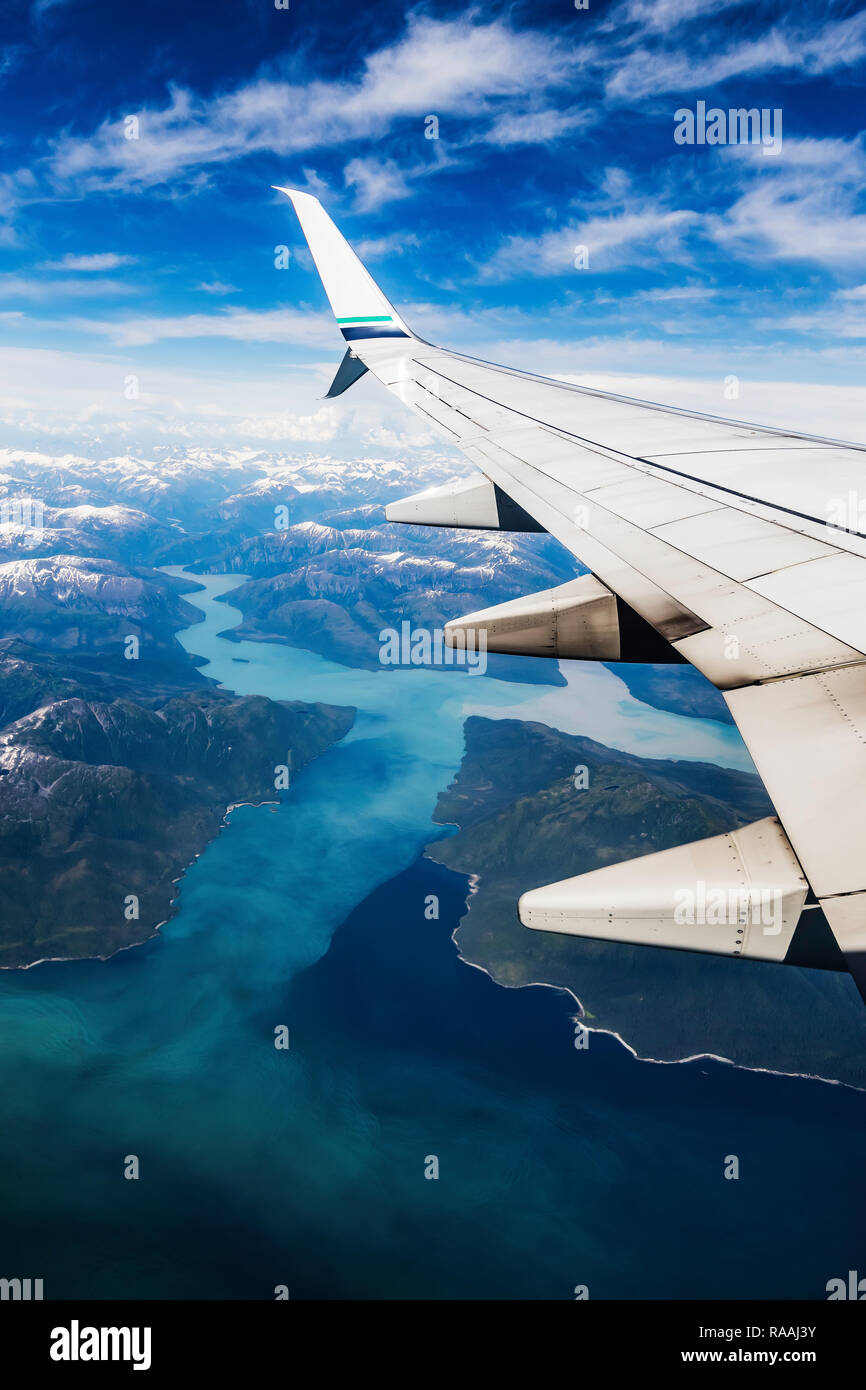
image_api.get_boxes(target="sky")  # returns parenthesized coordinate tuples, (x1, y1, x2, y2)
(2, 0, 866, 455)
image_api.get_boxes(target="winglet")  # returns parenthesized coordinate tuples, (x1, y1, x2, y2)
(273, 186, 413, 342)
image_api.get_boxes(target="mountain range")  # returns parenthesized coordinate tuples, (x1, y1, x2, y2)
(0, 445, 741, 974)
(0, 688, 353, 967)
(0, 444, 735, 717)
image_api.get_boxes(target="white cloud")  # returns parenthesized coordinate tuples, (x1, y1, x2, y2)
(610, 0, 749, 34)
(605, 10, 866, 100)
(63, 306, 337, 347)
(0, 168, 37, 244)
(757, 284, 866, 339)
(477, 134, 866, 279)
(479, 205, 698, 280)
(344, 157, 412, 212)
(40, 252, 137, 271)
(2, 335, 866, 454)
(706, 137, 866, 268)
(634, 285, 717, 302)
(0, 343, 427, 451)
(363, 423, 436, 449)
(235, 407, 339, 442)
(482, 106, 591, 148)
(353, 231, 420, 260)
(0, 273, 136, 299)
(47, 15, 575, 193)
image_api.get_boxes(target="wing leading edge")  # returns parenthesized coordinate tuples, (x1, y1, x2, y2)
(277, 187, 866, 1003)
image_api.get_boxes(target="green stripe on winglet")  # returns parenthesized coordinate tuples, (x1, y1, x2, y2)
(336, 315, 393, 323)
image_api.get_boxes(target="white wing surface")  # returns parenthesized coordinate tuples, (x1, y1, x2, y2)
(279, 188, 866, 1001)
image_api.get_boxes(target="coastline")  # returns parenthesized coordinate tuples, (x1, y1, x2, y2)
(425, 850, 866, 1094)
(0, 794, 284, 972)
(59, 565, 855, 1091)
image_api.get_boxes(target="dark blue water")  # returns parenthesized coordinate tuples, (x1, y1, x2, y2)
(0, 575, 862, 1300)
(282, 857, 866, 1299)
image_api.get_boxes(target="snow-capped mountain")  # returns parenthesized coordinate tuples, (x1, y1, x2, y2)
(0, 444, 578, 675)
(0, 503, 183, 563)
(217, 521, 578, 671)
(0, 555, 201, 654)
(0, 690, 352, 967)
(0, 446, 463, 531)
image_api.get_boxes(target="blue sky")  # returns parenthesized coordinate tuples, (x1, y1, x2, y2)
(2, 0, 866, 454)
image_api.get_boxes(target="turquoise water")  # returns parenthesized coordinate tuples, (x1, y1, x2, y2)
(0, 572, 862, 1299)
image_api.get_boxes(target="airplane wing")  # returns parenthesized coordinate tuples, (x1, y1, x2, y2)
(278, 186, 866, 1001)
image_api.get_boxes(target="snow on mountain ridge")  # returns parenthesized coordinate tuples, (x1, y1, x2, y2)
(0, 554, 195, 621)
(0, 447, 464, 532)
